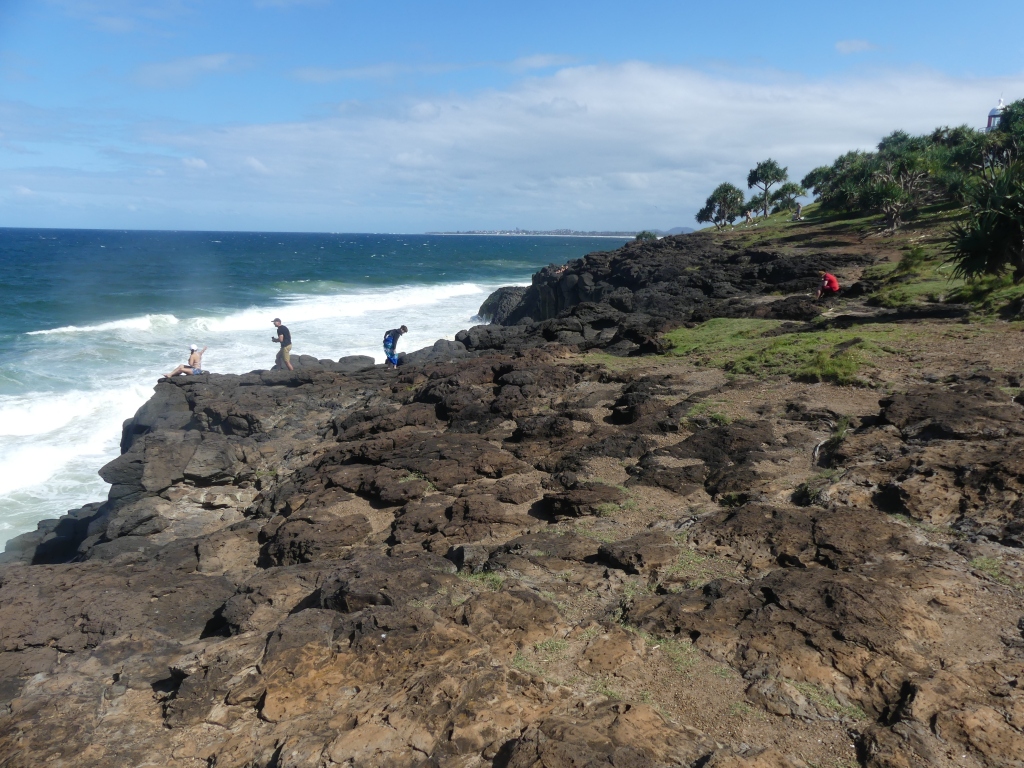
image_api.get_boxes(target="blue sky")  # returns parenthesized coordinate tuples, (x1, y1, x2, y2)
(1, 0, 1022, 232)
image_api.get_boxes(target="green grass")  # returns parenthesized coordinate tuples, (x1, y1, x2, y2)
(790, 681, 869, 721)
(728, 702, 755, 718)
(624, 627, 700, 672)
(969, 556, 1022, 592)
(573, 524, 617, 544)
(686, 400, 731, 425)
(663, 318, 902, 385)
(534, 638, 569, 659)
(947, 272, 1024, 316)
(590, 678, 621, 700)
(511, 652, 538, 674)
(399, 471, 438, 492)
(793, 469, 842, 507)
(662, 547, 739, 590)
(866, 250, 965, 308)
(457, 571, 505, 591)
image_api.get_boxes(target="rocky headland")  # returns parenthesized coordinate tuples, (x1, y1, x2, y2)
(2, 214, 1024, 768)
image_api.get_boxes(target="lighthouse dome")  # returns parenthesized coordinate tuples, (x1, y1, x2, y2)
(987, 98, 1005, 131)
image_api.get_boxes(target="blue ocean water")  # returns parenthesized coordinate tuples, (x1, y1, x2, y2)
(0, 228, 630, 548)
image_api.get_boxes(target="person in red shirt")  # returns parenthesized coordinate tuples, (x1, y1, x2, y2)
(816, 271, 840, 301)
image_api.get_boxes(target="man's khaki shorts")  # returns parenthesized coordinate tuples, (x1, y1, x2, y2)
(277, 344, 292, 365)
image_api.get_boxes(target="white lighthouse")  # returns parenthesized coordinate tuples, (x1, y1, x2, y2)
(987, 98, 1005, 132)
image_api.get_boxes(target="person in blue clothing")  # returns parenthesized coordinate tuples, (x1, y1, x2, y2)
(382, 325, 407, 369)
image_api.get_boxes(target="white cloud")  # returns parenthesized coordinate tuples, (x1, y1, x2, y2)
(510, 54, 576, 72)
(290, 62, 460, 82)
(291, 64, 404, 82)
(182, 157, 207, 169)
(244, 156, 270, 174)
(254, 0, 327, 7)
(48, 1, 193, 33)
(836, 39, 878, 55)
(92, 16, 136, 33)
(290, 55, 573, 84)
(14, 185, 35, 196)
(4, 63, 1023, 231)
(133, 53, 248, 88)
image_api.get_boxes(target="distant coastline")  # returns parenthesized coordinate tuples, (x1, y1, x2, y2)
(426, 227, 694, 237)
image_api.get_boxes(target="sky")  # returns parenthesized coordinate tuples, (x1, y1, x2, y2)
(1, 0, 1023, 233)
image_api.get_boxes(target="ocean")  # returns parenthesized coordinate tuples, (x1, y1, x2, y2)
(0, 228, 629, 550)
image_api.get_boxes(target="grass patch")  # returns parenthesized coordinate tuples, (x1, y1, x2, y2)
(399, 471, 438, 492)
(574, 525, 617, 544)
(511, 652, 538, 674)
(663, 318, 901, 385)
(685, 400, 732, 426)
(889, 513, 950, 535)
(792, 469, 842, 507)
(946, 272, 1024, 316)
(625, 627, 700, 672)
(821, 416, 851, 458)
(791, 681, 869, 721)
(662, 548, 739, 590)
(457, 571, 504, 591)
(534, 638, 569, 660)
(728, 702, 754, 718)
(590, 678, 621, 700)
(622, 579, 655, 604)
(969, 556, 1022, 592)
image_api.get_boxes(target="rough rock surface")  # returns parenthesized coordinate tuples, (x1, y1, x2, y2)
(474, 232, 874, 356)
(2, 232, 1023, 768)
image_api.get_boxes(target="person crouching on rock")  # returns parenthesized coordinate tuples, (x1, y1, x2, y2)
(383, 325, 407, 369)
(272, 318, 294, 371)
(164, 344, 207, 379)
(816, 271, 840, 303)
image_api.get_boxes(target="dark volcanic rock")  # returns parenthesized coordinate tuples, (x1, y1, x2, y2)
(478, 232, 870, 338)
(477, 285, 527, 324)
(3, 238, 1021, 768)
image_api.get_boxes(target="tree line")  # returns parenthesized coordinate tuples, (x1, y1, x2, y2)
(695, 99, 1024, 281)
(696, 159, 806, 230)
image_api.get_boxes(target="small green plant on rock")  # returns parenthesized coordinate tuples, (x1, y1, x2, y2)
(458, 571, 504, 591)
(790, 681, 868, 721)
(534, 638, 569, 660)
(590, 678, 621, 700)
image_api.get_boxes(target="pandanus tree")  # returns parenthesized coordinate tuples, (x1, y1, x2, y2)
(696, 183, 745, 230)
(747, 159, 788, 218)
(771, 182, 808, 212)
(947, 161, 1024, 281)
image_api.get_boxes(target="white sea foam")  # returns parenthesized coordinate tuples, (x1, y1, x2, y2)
(196, 282, 486, 333)
(0, 280, 517, 549)
(27, 313, 180, 336)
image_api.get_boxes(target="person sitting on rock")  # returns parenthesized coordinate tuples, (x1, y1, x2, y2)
(382, 325, 407, 369)
(163, 344, 207, 378)
(816, 271, 840, 302)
